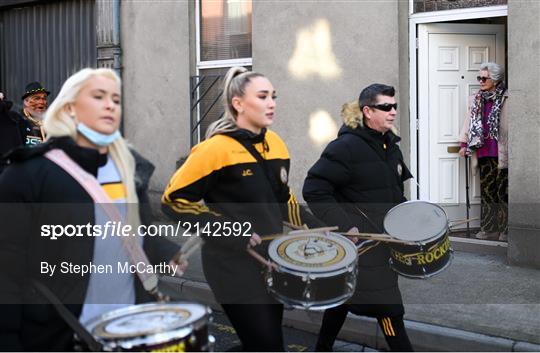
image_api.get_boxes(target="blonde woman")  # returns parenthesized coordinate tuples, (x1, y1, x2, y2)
(0, 68, 183, 351)
(162, 66, 320, 351)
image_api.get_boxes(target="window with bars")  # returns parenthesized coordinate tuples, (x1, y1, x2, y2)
(191, 0, 252, 145)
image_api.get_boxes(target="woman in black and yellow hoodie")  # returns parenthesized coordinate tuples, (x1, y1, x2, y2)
(162, 67, 318, 351)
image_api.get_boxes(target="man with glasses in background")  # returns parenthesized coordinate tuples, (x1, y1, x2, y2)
(303, 83, 414, 351)
(20, 81, 49, 146)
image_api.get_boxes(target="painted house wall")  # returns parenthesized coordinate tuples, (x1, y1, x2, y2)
(252, 1, 404, 200)
(507, 0, 540, 267)
(121, 0, 191, 192)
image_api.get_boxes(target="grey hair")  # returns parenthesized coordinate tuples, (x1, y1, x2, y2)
(205, 66, 265, 139)
(480, 62, 505, 83)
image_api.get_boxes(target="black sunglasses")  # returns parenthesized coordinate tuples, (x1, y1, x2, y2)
(367, 103, 398, 112)
(477, 76, 492, 83)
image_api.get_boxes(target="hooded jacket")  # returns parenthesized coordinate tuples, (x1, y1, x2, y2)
(162, 128, 320, 303)
(303, 104, 413, 316)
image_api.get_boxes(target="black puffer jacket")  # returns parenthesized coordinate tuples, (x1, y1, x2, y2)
(303, 122, 412, 316)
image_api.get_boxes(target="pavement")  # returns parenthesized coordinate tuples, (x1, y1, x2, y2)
(160, 233, 540, 352)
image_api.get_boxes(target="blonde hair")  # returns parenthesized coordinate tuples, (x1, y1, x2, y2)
(44, 68, 140, 226)
(205, 66, 265, 139)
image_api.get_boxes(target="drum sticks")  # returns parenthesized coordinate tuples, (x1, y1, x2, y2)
(449, 217, 479, 228)
(340, 232, 415, 245)
(261, 226, 339, 242)
(172, 236, 203, 264)
(246, 247, 277, 270)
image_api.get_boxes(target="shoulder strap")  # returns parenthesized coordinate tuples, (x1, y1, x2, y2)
(32, 280, 103, 352)
(44, 149, 159, 295)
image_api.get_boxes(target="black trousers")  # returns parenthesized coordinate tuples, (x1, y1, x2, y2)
(221, 304, 284, 352)
(478, 157, 508, 233)
(315, 304, 413, 352)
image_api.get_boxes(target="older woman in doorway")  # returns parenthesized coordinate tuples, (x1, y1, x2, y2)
(459, 62, 508, 241)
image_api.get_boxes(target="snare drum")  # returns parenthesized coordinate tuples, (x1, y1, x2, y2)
(84, 303, 214, 352)
(266, 233, 357, 310)
(383, 200, 453, 278)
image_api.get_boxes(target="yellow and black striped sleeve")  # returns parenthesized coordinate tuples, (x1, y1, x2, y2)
(285, 191, 302, 227)
(161, 137, 250, 250)
(162, 138, 222, 216)
(282, 189, 325, 229)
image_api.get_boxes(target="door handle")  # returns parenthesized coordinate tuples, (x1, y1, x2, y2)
(447, 146, 460, 153)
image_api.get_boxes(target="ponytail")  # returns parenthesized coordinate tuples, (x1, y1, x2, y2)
(205, 66, 265, 139)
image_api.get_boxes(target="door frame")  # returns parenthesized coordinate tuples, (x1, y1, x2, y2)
(408, 5, 507, 200)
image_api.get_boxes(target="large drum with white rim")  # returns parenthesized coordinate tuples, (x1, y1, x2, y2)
(266, 232, 357, 310)
(84, 303, 214, 352)
(383, 200, 453, 278)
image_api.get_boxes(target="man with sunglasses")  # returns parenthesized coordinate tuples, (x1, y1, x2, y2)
(303, 83, 413, 351)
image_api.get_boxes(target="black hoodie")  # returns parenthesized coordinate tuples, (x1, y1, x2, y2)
(304, 124, 412, 234)
(162, 128, 320, 303)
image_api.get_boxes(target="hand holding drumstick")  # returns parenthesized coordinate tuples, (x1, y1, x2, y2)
(246, 233, 278, 271)
(346, 227, 359, 244)
(169, 236, 203, 277)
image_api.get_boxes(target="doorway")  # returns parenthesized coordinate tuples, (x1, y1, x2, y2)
(417, 23, 506, 229)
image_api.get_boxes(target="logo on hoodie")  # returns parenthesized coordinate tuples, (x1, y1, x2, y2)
(280, 167, 288, 184)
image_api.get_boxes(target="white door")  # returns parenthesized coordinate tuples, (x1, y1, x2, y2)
(418, 24, 505, 228)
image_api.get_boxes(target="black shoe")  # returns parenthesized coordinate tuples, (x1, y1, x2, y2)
(315, 342, 333, 352)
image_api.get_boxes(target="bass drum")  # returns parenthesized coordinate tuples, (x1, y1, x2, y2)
(383, 200, 453, 278)
(84, 302, 214, 352)
(266, 232, 357, 310)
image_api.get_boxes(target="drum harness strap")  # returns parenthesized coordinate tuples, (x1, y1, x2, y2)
(32, 279, 104, 352)
(44, 149, 167, 298)
(232, 136, 281, 194)
(353, 206, 384, 256)
(34, 149, 174, 349)
(230, 137, 292, 269)
(36, 148, 181, 345)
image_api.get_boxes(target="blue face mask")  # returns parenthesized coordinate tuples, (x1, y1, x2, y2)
(77, 122, 121, 147)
